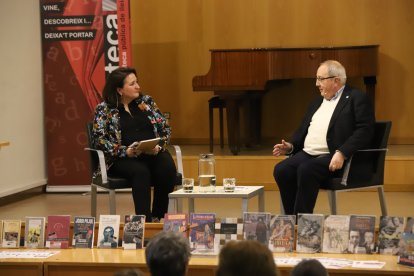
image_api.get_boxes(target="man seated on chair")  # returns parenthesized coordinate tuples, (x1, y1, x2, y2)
(272, 60, 375, 216)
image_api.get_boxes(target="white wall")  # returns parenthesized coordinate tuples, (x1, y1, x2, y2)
(0, 0, 47, 197)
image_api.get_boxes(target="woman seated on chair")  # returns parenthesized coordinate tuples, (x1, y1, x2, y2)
(92, 67, 176, 222)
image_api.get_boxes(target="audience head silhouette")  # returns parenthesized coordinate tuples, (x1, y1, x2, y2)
(145, 231, 190, 276)
(216, 240, 278, 276)
(290, 259, 328, 276)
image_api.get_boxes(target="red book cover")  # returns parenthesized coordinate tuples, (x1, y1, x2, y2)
(46, 215, 71, 249)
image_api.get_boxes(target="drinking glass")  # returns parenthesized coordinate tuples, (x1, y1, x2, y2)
(223, 178, 236, 192)
(182, 178, 194, 193)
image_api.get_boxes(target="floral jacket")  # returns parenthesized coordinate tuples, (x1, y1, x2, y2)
(92, 94, 171, 169)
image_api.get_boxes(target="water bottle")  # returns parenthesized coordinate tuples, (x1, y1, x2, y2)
(198, 153, 216, 192)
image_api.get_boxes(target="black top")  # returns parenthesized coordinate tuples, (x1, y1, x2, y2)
(119, 101, 155, 146)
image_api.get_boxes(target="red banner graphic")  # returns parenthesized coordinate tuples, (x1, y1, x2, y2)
(40, 0, 132, 187)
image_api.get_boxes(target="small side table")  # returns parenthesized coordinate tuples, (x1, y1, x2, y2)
(168, 186, 265, 217)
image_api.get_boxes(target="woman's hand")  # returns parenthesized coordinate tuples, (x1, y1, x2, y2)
(126, 147, 142, 158)
(146, 145, 162, 155)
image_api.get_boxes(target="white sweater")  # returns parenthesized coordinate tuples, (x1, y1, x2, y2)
(303, 92, 343, 156)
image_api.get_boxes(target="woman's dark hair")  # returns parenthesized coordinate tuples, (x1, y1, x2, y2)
(102, 67, 137, 107)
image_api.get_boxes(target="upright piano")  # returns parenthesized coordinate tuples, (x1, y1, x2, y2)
(193, 45, 379, 155)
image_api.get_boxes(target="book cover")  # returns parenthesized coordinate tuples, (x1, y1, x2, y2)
(243, 212, 271, 246)
(404, 217, 414, 234)
(163, 213, 188, 236)
(322, 215, 350, 253)
(2, 220, 21, 248)
(269, 215, 295, 252)
(397, 232, 414, 267)
(97, 215, 120, 248)
(46, 215, 70, 249)
(24, 217, 46, 248)
(72, 216, 95, 248)
(189, 213, 216, 253)
(347, 215, 376, 254)
(296, 214, 324, 253)
(378, 216, 404, 255)
(122, 215, 145, 249)
(215, 217, 243, 246)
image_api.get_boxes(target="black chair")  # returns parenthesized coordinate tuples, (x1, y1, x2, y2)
(85, 122, 184, 218)
(321, 121, 392, 216)
(279, 121, 392, 216)
(209, 96, 226, 152)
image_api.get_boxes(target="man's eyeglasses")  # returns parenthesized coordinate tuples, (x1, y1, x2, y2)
(316, 76, 337, 82)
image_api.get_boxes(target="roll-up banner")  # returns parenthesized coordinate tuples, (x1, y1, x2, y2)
(40, 0, 132, 191)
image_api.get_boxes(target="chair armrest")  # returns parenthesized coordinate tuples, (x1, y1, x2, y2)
(171, 145, 184, 178)
(340, 148, 388, 185)
(84, 148, 108, 184)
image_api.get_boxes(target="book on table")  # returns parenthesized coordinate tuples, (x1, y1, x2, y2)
(46, 215, 71, 249)
(398, 232, 414, 267)
(97, 215, 120, 248)
(322, 215, 350, 253)
(189, 213, 217, 254)
(24, 216, 46, 248)
(243, 212, 271, 246)
(269, 215, 296, 253)
(72, 216, 95, 249)
(122, 215, 145, 249)
(2, 220, 21, 248)
(215, 217, 243, 246)
(163, 213, 188, 237)
(404, 217, 414, 234)
(378, 216, 404, 255)
(296, 213, 324, 253)
(348, 214, 376, 254)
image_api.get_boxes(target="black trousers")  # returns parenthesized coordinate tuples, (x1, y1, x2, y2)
(109, 150, 176, 222)
(273, 151, 341, 215)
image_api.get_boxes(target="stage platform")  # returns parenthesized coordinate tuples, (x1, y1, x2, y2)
(177, 144, 414, 192)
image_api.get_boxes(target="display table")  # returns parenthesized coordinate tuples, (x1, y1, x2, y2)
(1, 249, 413, 276)
(168, 186, 265, 217)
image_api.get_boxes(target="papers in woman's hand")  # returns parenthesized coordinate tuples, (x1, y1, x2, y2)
(128, 138, 160, 151)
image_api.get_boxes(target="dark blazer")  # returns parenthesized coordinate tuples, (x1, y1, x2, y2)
(290, 85, 375, 158)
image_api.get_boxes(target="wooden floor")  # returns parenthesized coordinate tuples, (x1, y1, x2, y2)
(0, 144, 413, 221)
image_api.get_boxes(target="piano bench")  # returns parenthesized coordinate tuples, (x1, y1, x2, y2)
(208, 96, 226, 152)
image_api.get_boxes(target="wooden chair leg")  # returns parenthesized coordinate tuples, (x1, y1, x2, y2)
(377, 186, 388, 216)
(327, 190, 337, 215)
(91, 184, 97, 218)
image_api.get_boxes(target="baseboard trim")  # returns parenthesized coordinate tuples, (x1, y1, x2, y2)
(46, 185, 132, 193)
(0, 179, 46, 198)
